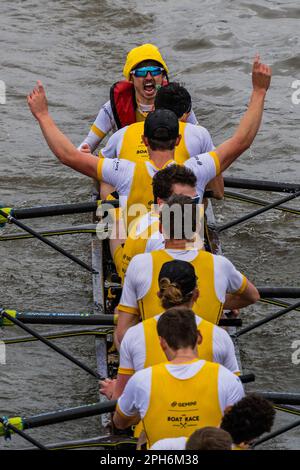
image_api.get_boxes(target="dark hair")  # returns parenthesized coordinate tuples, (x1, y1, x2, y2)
(186, 427, 232, 451)
(147, 136, 177, 151)
(155, 82, 192, 118)
(152, 164, 196, 204)
(221, 394, 275, 445)
(159, 193, 198, 240)
(156, 307, 198, 350)
(158, 260, 197, 309)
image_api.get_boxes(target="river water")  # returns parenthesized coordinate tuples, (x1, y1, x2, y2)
(0, 0, 299, 450)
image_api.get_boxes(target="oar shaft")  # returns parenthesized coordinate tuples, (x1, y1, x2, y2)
(258, 287, 300, 298)
(252, 419, 300, 447)
(12, 312, 116, 326)
(2, 310, 240, 327)
(224, 191, 300, 216)
(218, 190, 300, 233)
(23, 401, 117, 430)
(224, 177, 300, 193)
(257, 392, 300, 405)
(0, 210, 97, 274)
(1, 311, 102, 380)
(11, 200, 119, 220)
(0, 418, 47, 450)
(237, 300, 300, 337)
(0, 224, 98, 241)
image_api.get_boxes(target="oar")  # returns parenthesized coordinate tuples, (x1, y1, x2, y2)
(1, 327, 112, 345)
(274, 405, 300, 418)
(0, 199, 119, 222)
(257, 392, 300, 406)
(0, 417, 47, 450)
(252, 419, 300, 448)
(258, 287, 300, 298)
(0, 209, 97, 274)
(0, 309, 242, 327)
(236, 300, 300, 337)
(0, 401, 117, 438)
(0, 309, 104, 380)
(26, 435, 137, 451)
(224, 191, 300, 216)
(0, 224, 99, 241)
(224, 177, 300, 193)
(259, 298, 300, 313)
(217, 190, 300, 233)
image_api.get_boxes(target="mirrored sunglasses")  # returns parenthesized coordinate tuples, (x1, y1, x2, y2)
(131, 66, 164, 78)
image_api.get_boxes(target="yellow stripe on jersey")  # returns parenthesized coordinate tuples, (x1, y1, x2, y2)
(118, 304, 139, 315)
(209, 150, 221, 176)
(234, 274, 247, 295)
(118, 367, 134, 376)
(116, 403, 131, 419)
(97, 157, 105, 181)
(91, 124, 106, 139)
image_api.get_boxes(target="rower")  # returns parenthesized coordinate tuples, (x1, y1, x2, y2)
(116, 194, 259, 343)
(113, 308, 245, 448)
(78, 44, 198, 153)
(96, 81, 221, 201)
(27, 56, 271, 230)
(221, 393, 275, 450)
(151, 427, 233, 451)
(112, 164, 198, 281)
(100, 260, 240, 400)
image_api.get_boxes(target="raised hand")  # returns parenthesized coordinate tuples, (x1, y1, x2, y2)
(27, 80, 48, 120)
(252, 54, 272, 92)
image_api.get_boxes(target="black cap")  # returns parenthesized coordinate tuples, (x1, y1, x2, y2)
(144, 109, 179, 141)
(158, 260, 197, 296)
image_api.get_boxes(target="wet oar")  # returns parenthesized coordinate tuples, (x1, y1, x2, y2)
(224, 177, 300, 193)
(258, 287, 300, 298)
(0, 309, 104, 380)
(252, 419, 300, 448)
(217, 190, 300, 233)
(0, 209, 97, 274)
(236, 300, 300, 337)
(0, 417, 47, 450)
(0, 401, 117, 438)
(224, 191, 300, 216)
(0, 309, 241, 327)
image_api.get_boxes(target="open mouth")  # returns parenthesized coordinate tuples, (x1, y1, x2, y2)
(143, 80, 156, 95)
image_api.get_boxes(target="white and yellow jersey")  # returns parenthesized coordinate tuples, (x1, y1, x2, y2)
(79, 100, 199, 152)
(119, 313, 240, 375)
(117, 360, 244, 448)
(99, 120, 214, 163)
(118, 248, 246, 324)
(97, 151, 219, 229)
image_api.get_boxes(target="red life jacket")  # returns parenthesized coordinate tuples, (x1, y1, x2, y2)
(110, 79, 169, 130)
(110, 81, 136, 130)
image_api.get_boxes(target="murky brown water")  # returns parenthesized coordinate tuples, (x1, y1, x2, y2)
(0, 0, 299, 449)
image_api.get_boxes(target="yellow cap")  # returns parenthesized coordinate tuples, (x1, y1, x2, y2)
(123, 44, 169, 80)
